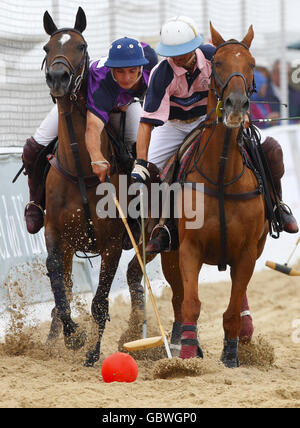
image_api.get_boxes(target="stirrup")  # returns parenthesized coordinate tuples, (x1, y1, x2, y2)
(149, 223, 172, 252)
(24, 201, 45, 217)
(278, 201, 293, 215)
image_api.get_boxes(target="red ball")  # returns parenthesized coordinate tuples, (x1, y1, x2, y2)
(101, 352, 138, 383)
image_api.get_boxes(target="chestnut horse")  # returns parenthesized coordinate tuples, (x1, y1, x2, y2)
(42, 8, 143, 366)
(126, 26, 260, 364)
(171, 24, 268, 367)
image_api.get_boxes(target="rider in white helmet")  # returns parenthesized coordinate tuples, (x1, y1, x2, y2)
(131, 16, 214, 253)
(131, 15, 298, 254)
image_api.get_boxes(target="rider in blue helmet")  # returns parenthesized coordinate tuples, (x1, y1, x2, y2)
(22, 36, 157, 245)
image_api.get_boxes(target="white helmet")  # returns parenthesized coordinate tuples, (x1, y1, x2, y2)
(156, 16, 203, 57)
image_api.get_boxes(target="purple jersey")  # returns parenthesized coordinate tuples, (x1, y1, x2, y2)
(86, 43, 157, 124)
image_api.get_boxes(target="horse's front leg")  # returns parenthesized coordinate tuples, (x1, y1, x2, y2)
(178, 236, 203, 359)
(85, 246, 122, 367)
(161, 251, 184, 357)
(46, 230, 86, 351)
(222, 250, 256, 368)
(46, 249, 74, 344)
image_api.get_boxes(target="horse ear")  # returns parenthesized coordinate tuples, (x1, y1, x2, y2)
(43, 11, 58, 36)
(210, 22, 225, 47)
(74, 7, 87, 33)
(241, 25, 254, 48)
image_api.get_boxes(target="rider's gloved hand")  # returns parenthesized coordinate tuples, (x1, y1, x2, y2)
(131, 159, 150, 184)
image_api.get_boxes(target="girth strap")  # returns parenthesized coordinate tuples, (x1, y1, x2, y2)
(47, 154, 99, 188)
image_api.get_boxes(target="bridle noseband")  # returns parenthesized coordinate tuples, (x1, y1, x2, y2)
(211, 40, 256, 103)
(41, 28, 89, 100)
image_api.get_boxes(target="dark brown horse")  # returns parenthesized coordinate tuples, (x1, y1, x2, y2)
(42, 7, 144, 366)
(169, 24, 268, 367)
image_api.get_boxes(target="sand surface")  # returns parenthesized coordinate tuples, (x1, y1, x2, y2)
(1, 259, 300, 409)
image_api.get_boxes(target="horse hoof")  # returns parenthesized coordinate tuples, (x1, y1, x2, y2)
(84, 350, 100, 367)
(221, 337, 240, 368)
(64, 329, 87, 351)
(221, 356, 240, 368)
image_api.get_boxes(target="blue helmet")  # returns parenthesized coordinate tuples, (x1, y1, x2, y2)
(104, 37, 149, 68)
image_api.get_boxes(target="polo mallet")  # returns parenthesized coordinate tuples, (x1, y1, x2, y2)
(107, 179, 172, 358)
(139, 185, 147, 339)
(265, 237, 300, 276)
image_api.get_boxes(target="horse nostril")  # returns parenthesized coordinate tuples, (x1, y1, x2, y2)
(46, 72, 53, 86)
(61, 71, 71, 84)
(224, 97, 233, 110)
(243, 99, 250, 112)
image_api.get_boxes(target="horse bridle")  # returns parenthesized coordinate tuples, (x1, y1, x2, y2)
(211, 40, 256, 102)
(41, 28, 89, 100)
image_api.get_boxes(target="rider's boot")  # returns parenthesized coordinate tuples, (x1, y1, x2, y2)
(262, 136, 298, 233)
(23, 137, 46, 234)
(274, 180, 298, 233)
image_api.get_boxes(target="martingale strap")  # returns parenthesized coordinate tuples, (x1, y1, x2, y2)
(64, 112, 98, 252)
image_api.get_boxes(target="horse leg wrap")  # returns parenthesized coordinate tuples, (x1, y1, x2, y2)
(170, 321, 182, 357)
(129, 282, 144, 311)
(239, 294, 254, 344)
(91, 294, 110, 327)
(179, 323, 203, 359)
(46, 251, 71, 317)
(221, 337, 240, 368)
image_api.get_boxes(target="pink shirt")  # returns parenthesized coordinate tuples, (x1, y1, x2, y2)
(141, 47, 212, 126)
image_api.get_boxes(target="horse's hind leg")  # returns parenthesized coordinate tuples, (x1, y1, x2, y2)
(85, 247, 122, 367)
(161, 251, 184, 356)
(222, 252, 256, 368)
(239, 292, 254, 344)
(46, 249, 74, 344)
(117, 251, 156, 349)
(46, 235, 86, 351)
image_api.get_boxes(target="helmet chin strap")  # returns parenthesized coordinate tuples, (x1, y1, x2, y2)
(184, 51, 196, 68)
(110, 66, 143, 86)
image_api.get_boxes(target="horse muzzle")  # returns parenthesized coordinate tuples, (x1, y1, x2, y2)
(46, 67, 72, 98)
(223, 92, 250, 128)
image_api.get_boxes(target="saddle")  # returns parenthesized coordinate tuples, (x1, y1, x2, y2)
(159, 122, 283, 240)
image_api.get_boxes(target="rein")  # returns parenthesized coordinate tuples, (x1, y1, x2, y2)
(184, 40, 262, 271)
(43, 28, 98, 253)
(211, 41, 256, 102)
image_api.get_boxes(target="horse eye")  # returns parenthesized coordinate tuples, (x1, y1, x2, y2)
(78, 43, 86, 51)
(215, 61, 222, 67)
(43, 45, 49, 53)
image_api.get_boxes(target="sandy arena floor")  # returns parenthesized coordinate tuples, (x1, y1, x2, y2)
(0, 260, 300, 408)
